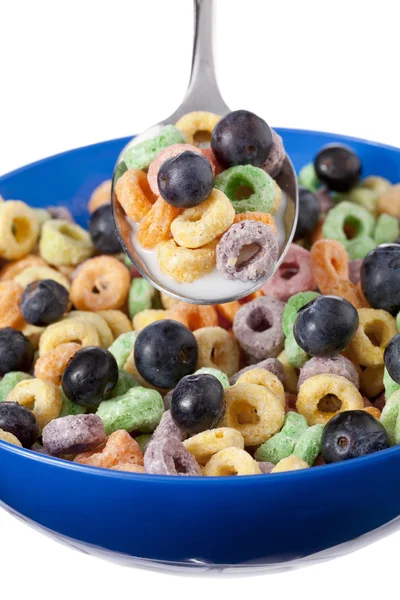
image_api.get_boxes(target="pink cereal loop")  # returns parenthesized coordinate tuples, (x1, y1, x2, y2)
(262, 244, 316, 301)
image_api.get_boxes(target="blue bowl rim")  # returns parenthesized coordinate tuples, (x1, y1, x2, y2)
(0, 126, 399, 484)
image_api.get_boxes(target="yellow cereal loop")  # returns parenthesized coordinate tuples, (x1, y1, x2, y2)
(0, 201, 40, 260)
(203, 447, 261, 476)
(133, 309, 170, 332)
(348, 308, 397, 367)
(360, 365, 384, 398)
(160, 292, 179, 310)
(183, 427, 245, 465)
(297, 374, 364, 426)
(0, 429, 22, 447)
(271, 455, 309, 473)
(0, 255, 48, 281)
(39, 219, 94, 266)
(221, 382, 285, 446)
(14, 266, 70, 291)
(6, 378, 62, 431)
(158, 239, 216, 283)
(63, 311, 114, 348)
(170, 189, 235, 248)
(88, 179, 112, 213)
(236, 368, 286, 409)
(270, 181, 283, 216)
(175, 111, 221, 146)
(277, 351, 298, 394)
(21, 323, 46, 351)
(194, 326, 240, 376)
(96, 310, 133, 338)
(39, 318, 100, 356)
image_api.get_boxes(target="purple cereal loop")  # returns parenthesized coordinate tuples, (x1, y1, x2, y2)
(229, 358, 285, 385)
(232, 296, 285, 361)
(349, 259, 363, 285)
(216, 221, 278, 282)
(315, 187, 335, 214)
(258, 461, 274, 474)
(297, 355, 360, 391)
(261, 129, 285, 178)
(261, 244, 316, 301)
(144, 436, 201, 476)
(42, 414, 106, 456)
(151, 410, 186, 442)
(47, 206, 75, 223)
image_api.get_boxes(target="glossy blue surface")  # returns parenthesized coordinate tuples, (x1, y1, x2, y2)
(1, 128, 400, 571)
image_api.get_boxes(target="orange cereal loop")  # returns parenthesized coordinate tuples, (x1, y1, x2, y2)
(137, 197, 180, 249)
(0, 281, 25, 329)
(70, 256, 130, 311)
(74, 430, 144, 469)
(169, 302, 218, 330)
(216, 290, 264, 325)
(57, 265, 76, 280)
(234, 212, 277, 235)
(88, 180, 112, 213)
(34, 342, 81, 386)
(115, 169, 157, 222)
(356, 282, 371, 308)
(378, 184, 400, 217)
(0, 255, 48, 281)
(329, 279, 363, 309)
(310, 239, 349, 293)
(363, 406, 381, 420)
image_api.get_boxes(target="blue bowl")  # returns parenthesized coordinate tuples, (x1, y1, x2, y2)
(1, 128, 400, 574)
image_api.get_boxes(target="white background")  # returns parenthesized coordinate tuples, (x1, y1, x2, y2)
(1, 0, 400, 598)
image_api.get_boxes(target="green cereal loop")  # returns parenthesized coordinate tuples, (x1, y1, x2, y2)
(322, 201, 376, 244)
(292, 424, 324, 465)
(122, 125, 186, 171)
(345, 236, 376, 260)
(135, 433, 152, 453)
(34, 208, 52, 227)
(285, 335, 309, 369)
(96, 387, 164, 435)
(374, 214, 400, 245)
(336, 187, 379, 215)
(59, 388, 87, 418)
(109, 369, 139, 398)
(298, 163, 320, 192)
(0, 372, 32, 402)
(123, 254, 133, 269)
(195, 367, 230, 389)
(129, 278, 158, 319)
(108, 331, 138, 369)
(113, 160, 128, 184)
(282, 291, 319, 367)
(214, 165, 275, 214)
(384, 367, 400, 399)
(380, 391, 400, 446)
(254, 412, 308, 463)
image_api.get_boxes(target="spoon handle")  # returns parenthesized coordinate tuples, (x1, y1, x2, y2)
(169, 0, 230, 120)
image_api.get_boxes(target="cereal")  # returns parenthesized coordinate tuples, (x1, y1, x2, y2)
(108, 331, 137, 369)
(195, 367, 230, 389)
(14, 266, 70, 291)
(262, 244, 316, 301)
(348, 308, 397, 367)
(59, 388, 87, 418)
(144, 436, 201, 476)
(128, 278, 158, 318)
(230, 358, 285, 386)
(194, 327, 240, 376)
(292, 424, 324, 465)
(122, 125, 186, 171)
(112, 464, 146, 473)
(147, 143, 206, 196)
(345, 236, 376, 260)
(39, 319, 100, 356)
(282, 291, 320, 368)
(0, 201, 39, 260)
(115, 169, 156, 221)
(214, 165, 275, 214)
(0, 372, 32, 402)
(271, 455, 309, 473)
(171, 189, 234, 249)
(383, 367, 400, 400)
(233, 296, 285, 361)
(88, 180, 112, 213)
(109, 369, 138, 398)
(297, 374, 364, 426)
(362, 175, 392, 197)
(63, 311, 114, 348)
(160, 292, 179, 310)
(152, 409, 186, 442)
(70, 256, 130, 311)
(39, 219, 94, 265)
(221, 382, 285, 445)
(360, 366, 384, 398)
(236, 368, 286, 409)
(6, 378, 62, 430)
(96, 310, 133, 338)
(310, 239, 349, 292)
(322, 201, 376, 247)
(133, 309, 174, 331)
(158, 239, 217, 283)
(75, 429, 144, 469)
(380, 390, 400, 445)
(215, 290, 264, 324)
(169, 302, 218, 330)
(48, 207, 75, 223)
(277, 351, 298, 394)
(138, 197, 180, 249)
(42, 414, 106, 456)
(298, 162, 320, 193)
(338, 186, 379, 215)
(255, 412, 308, 463)
(0, 428, 23, 446)
(374, 214, 399, 245)
(203, 447, 261, 476)
(298, 355, 360, 390)
(183, 427, 244, 465)
(261, 129, 286, 178)
(363, 406, 382, 420)
(135, 434, 152, 454)
(0, 280, 25, 329)
(175, 111, 220, 145)
(96, 386, 164, 435)
(378, 184, 400, 217)
(0, 255, 48, 281)
(233, 211, 277, 235)
(34, 342, 81, 385)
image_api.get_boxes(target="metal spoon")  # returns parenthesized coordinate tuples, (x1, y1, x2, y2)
(112, 0, 298, 305)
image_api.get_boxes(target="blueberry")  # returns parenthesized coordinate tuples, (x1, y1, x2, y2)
(321, 410, 388, 463)
(20, 279, 69, 326)
(314, 144, 361, 192)
(361, 244, 400, 315)
(294, 186, 321, 240)
(89, 204, 121, 254)
(211, 110, 273, 169)
(62, 347, 119, 406)
(171, 374, 225, 434)
(0, 328, 33, 376)
(294, 296, 359, 357)
(157, 151, 214, 209)
(384, 333, 400, 383)
(0, 402, 39, 448)
(134, 320, 198, 388)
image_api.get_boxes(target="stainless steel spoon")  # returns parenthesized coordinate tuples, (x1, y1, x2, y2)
(112, 0, 298, 305)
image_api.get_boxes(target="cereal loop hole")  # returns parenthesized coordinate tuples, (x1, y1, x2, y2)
(246, 307, 271, 333)
(193, 130, 212, 146)
(12, 217, 31, 243)
(235, 184, 255, 201)
(234, 401, 260, 425)
(317, 394, 342, 413)
(279, 262, 299, 280)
